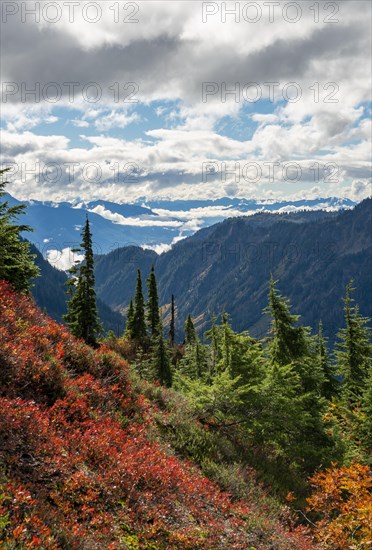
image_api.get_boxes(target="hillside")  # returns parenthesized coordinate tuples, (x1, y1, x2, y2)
(0, 280, 315, 549)
(94, 199, 372, 341)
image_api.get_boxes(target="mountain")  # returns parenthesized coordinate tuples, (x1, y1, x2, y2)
(4, 192, 355, 256)
(30, 243, 125, 335)
(94, 199, 372, 342)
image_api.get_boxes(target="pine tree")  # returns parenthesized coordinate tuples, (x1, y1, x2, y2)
(336, 282, 372, 400)
(169, 294, 176, 346)
(146, 266, 160, 338)
(265, 277, 323, 393)
(221, 311, 232, 373)
(266, 276, 309, 365)
(184, 314, 197, 345)
(316, 321, 339, 399)
(205, 314, 220, 377)
(132, 270, 147, 341)
(124, 298, 135, 338)
(64, 218, 102, 346)
(0, 168, 39, 293)
(178, 339, 209, 380)
(153, 321, 172, 387)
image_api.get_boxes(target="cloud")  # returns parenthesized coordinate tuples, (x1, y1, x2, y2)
(251, 114, 279, 124)
(46, 247, 84, 271)
(71, 119, 90, 128)
(0, 0, 370, 202)
(346, 180, 372, 201)
(142, 234, 188, 255)
(88, 204, 183, 227)
(94, 110, 140, 131)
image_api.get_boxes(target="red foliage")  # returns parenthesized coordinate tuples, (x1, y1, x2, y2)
(0, 280, 316, 548)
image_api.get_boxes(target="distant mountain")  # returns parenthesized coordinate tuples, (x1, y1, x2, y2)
(30, 244, 125, 335)
(5, 193, 356, 256)
(93, 199, 372, 343)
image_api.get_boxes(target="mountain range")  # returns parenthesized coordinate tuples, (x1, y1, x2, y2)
(93, 199, 371, 343)
(30, 198, 372, 342)
(5, 193, 356, 258)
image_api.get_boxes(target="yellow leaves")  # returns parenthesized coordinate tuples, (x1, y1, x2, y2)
(307, 463, 372, 549)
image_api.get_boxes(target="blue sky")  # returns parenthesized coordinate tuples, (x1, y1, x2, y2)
(1, 0, 371, 204)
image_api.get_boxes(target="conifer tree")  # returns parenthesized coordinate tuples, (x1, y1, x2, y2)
(221, 311, 232, 373)
(64, 218, 102, 346)
(124, 298, 135, 338)
(266, 276, 309, 366)
(178, 339, 209, 380)
(146, 266, 160, 337)
(132, 269, 147, 341)
(205, 314, 220, 376)
(184, 314, 197, 345)
(336, 282, 372, 400)
(0, 168, 39, 293)
(169, 294, 176, 346)
(153, 321, 172, 387)
(316, 321, 339, 399)
(265, 277, 323, 393)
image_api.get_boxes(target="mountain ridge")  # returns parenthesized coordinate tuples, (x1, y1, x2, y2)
(94, 199, 372, 342)
(3, 192, 357, 256)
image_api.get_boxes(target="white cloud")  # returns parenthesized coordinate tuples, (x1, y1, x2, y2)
(251, 114, 279, 124)
(88, 204, 183, 227)
(142, 234, 188, 255)
(1, 0, 370, 202)
(346, 180, 372, 201)
(94, 111, 140, 131)
(71, 119, 90, 128)
(46, 247, 84, 271)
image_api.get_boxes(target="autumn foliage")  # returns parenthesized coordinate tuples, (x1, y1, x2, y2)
(0, 280, 317, 548)
(307, 463, 372, 549)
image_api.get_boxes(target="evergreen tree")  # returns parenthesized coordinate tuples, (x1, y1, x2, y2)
(266, 276, 309, 365)
(0, 168, 39, 293)
(178, 340, 209, 380)
(257, 359, 333, 474)
(153, 321, 172, 387)
(64, 218, 102, 346)
(132, 270, 147, 341)
(221, 311, 232, 373)
(169, 294, 176, 346)
(184, 314, 197, 345)
(316, 321, 340, 399)
(266, 277, 323, 393)
(146, 266, 160, 337)
(205, 314, 220, 377)
(336, 282, 372, 400)
(124, 298, 135, 338)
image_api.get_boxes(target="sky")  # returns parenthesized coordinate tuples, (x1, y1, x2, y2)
(1, 0, 371, 204)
